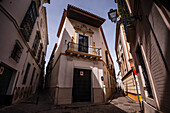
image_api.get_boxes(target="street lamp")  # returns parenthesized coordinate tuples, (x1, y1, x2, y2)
(108, 9, 118, 23)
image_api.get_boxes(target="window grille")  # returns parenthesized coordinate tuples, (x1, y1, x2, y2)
(11, 40, 23, 62)
(20, 1, 37, 41)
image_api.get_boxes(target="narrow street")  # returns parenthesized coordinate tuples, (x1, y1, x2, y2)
(0, 90, 140, 113)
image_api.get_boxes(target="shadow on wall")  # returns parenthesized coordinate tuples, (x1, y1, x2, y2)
(45, 28, 73, 102)
(138, 1, 170, 112)
(127, 0, 170, 112)
(162, 22, 170, 113)
(92, 69, 116, 102)
(145, 2, 170, 112)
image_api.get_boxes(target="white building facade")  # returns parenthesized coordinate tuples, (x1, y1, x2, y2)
(46, 5, 116, 104)
(0, 0, 49, 106)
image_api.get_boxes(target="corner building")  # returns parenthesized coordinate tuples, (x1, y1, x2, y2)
(46, 5, 116, 104)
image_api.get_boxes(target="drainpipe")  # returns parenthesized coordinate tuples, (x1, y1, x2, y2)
(132, 68, 143, 112)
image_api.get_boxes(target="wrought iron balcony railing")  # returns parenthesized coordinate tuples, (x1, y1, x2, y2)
(67, 42, 101, 56)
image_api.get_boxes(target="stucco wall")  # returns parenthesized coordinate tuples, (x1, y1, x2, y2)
(0, 0, 48, 104)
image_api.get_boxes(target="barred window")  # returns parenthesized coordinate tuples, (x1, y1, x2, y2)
(11, 40, 23, 63)
(32, 31, 41, 56)
(20, 1, 37, 41)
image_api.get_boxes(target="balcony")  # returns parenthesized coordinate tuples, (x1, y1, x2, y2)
(65, 42, 101, 60)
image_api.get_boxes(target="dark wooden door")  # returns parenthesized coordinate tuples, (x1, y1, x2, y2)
(0, 64, 13, 105)
(72, 68, 91, 102)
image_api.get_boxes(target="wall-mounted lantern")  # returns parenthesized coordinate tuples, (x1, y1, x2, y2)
(108, 9, 118, 23)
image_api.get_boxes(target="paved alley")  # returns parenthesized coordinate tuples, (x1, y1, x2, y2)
(0, 91, 140, 113)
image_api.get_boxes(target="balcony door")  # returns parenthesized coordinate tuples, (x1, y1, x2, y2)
(78, 35, 88, 53)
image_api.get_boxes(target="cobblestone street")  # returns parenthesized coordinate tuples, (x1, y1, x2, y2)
(0, 90, 140, 113)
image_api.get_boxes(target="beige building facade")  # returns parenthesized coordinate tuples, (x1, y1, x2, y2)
(0, 0, 49, 106)
(115, 23, 141, 101)
(46, 5, 116, 105)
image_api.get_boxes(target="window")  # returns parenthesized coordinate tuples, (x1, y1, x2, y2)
(20, 1, 37, 41)
(11, 40, 23, 62)
(30, 67, 36, 85)
(105, 51, 109, 68)
(37, 44, 43, 63)
(121, 54, 127, 72)
(32, 31, 41, 56)
(136, 46, 153, 98)
(78, 35, 88, 53)
(22, 63, 31, 84)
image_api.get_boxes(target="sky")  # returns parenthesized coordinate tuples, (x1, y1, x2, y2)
(44, 0, 119, 75)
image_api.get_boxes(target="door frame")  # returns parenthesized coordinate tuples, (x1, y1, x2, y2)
(72, 68, 93, 103)
(0, 62, 17, 95)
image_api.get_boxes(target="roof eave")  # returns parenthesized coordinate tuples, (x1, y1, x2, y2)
(67, 5, 105, 28)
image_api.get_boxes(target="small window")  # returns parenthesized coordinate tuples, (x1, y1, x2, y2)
(105, 51, 109, 67)
(11, 40, 23, 62)
(22, 63, 31, 85)
(32, 31, 41, 56)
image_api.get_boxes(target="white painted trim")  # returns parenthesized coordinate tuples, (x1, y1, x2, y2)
(125, 0, 133, 16)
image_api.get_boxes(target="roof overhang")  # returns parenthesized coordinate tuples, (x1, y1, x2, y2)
(67, 5, 105, 28)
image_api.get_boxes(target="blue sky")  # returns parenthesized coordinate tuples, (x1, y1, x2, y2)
(44, 0, 119, 75)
